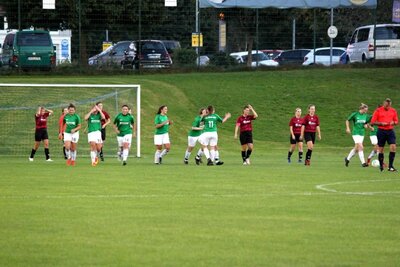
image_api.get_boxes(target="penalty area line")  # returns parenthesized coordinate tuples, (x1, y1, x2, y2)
(316, 178, 400, 196)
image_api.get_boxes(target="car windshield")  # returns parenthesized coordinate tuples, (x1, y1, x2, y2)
(241, 53, 269, 63)
(98, 45, 114, 56)
(141, 42, 165, 53)
(17, 32, 51, 46)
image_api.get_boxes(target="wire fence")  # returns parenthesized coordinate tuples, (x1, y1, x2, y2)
(0, 1, 396, 68)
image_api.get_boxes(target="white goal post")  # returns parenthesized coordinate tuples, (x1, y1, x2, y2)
(0, 83, 141, 157)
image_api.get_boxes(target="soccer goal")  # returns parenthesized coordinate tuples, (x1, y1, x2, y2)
(0, 83, 141, 158)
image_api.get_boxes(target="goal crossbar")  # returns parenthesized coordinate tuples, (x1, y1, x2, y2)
(0, 83, 141, 158)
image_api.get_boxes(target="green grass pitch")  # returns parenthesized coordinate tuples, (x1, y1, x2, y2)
(0, 68, 399, 266)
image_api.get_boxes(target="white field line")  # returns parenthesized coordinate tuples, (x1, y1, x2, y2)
(315, 179, 400, 196)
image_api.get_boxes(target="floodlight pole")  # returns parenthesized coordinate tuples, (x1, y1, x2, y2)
(18, 0, 21, 30)
(196, 0, 200, 67)
(330, 8, 333, 66)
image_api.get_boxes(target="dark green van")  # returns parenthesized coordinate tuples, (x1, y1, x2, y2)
(1, 30, 56, 69)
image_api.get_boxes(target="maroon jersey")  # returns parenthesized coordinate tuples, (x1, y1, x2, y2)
(236, 115, 256, 132)
(302, 114, 319, 133)
(101, 110, 111, 126)
(289, 116, 303, 134)
(35, 112, 50, 129)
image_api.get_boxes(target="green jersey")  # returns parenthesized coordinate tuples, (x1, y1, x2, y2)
(347, 111, 369, 136)
(87, 112, 102, 133)
(154, 114, 169, 135)
(188, 115, 204, 137)
(114, 113, 134, 137)
(203, 113, 223, 132)
(63, 113, 81, 133)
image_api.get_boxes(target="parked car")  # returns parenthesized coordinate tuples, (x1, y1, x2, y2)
(273, 49, 311, 65)
(302, 47, 346, 66)
(88, 41, 130, 67)
(161, 40, 181, 57)
(196, 55, 210, 66)
(89, 40, 172, 69)
(1, 29, 56, 69)
(230, 50, 278, 67)
(347, 24, 400, 63)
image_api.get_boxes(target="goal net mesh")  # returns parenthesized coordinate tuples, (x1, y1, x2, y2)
(0, 84, 140, 158)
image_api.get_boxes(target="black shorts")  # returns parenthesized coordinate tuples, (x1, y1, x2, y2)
(101, 127, 106, 141)
(304, 132, 316, 144)
(240, 131, 253, 145)
(35, 128, 49, 142)
(377, 129, 396, 147)
(290, 133, 302, 144)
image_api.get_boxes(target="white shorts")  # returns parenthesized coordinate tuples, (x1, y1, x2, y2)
(188, 136, 200, 147)
(199, 132, 218, 147)
(370, 135, 378, 145)
(154, 133, 170, 146)
(88, 131, 103, 144)
(352, 135, 364, 144)
(117, 134, 132, 147)
(64, 132, 79, 143)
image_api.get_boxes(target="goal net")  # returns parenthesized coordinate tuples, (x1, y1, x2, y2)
(0, 83, 141, 158)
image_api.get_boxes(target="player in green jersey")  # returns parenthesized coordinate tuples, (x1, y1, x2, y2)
(154, 105, 172, 164)
(344, 103, 369, 167)
(113, 105, 135, 166)
(85, 104, 106, 166)
(199, 105, 231, 166)
(184, 108, 207, 164)
(63, 104, 82, 166)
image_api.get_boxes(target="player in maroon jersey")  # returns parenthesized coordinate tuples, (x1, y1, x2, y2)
(96, 102, 111, 161)
(288, 107, 304, 163)
(300, 104, 321, 166)
(29, 106, 54, 161)
(234, 104, 258, 165)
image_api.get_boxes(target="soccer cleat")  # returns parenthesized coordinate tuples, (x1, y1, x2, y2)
(195, 156, 200, 165)
(29, 157, 34, 162)
(380, 167, 384, 172)
(71, 160, 75, 166)
(245, 158, 250, 165)
(46, 158, 53, 162)
(123, 161, 127, 166)
(298, 159, 303, 163)
(159, 157, 162, 164)
(216, 161, 224, 166)
(243, 161, 247, 165)
(288, 158, 291, 163)
(184, 159, 188, 165)
(207, 159, 214, 166)
(388, 167, 398, 172)
(95, 157, 99, 165)
(305, 159, 310, 166)
(344, 157, 350, 167)
(66, 158, 72, 166)
(362, 163, 369, 167)
(100, 155, 104, 162)
(91, 162, 97, 167)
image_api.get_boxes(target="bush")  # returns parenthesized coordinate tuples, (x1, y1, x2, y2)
(173, 48, 197, 66)
(210, 52, 237, 67)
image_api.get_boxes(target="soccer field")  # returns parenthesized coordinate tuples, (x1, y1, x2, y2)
(0, 152, 399, 266)
(0, 69, 399, 266)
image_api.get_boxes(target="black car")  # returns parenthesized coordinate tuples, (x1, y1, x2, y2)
(89, 40, 172, 69)
(121, 40, 173, 69)
(274, 49, 311, 65)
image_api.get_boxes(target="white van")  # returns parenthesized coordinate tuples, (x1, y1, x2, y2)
(346, 24, 400, 63)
